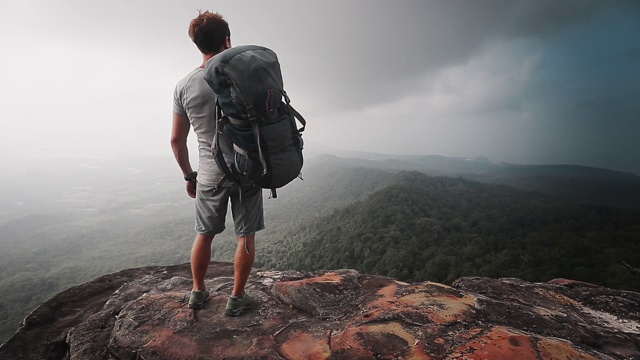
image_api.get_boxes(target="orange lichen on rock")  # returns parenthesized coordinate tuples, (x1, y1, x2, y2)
(272, 270, 364, 319)
(280, 272, 344, 287)
(278, 329, 331, 360)
(367, 284, 400, 308)
(451, 327, 538, 360)
(139, 327, 200, 360)
(363, 282, 477, 325)
(331, 322, 431, 359)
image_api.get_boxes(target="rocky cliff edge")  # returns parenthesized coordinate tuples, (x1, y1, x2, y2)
(1, 262, 639, 359)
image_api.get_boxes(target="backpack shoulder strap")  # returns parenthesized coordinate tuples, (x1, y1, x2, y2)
(212, 102, 241, 187)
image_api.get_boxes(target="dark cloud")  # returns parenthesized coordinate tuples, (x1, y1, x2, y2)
(23, 0, 635, 113)
(259, 0, 639, 113)
(3, 1, 639, 174)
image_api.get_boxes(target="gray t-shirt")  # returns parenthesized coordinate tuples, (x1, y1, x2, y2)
(173, 68, 233, 186)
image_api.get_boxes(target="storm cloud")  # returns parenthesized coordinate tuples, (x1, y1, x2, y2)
(1, 0, 639, 174)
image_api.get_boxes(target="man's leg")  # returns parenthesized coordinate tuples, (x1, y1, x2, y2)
(191, 233, 215, 291)
(232, 234, 255, 297)
(226, 185, 262, 315)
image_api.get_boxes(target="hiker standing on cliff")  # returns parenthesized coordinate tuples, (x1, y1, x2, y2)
(171, 11, 263, 315)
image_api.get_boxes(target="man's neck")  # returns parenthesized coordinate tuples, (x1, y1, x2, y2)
(200, 40, 230, 68)
(200, 51, 221, 68)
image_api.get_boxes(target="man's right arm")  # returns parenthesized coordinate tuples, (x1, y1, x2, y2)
(171, 113, 197, 198)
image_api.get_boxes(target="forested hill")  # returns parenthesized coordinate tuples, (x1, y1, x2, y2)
(263, 155, 397, 224)
(259, 171, 640, 292)
(303, 153, 640, 209)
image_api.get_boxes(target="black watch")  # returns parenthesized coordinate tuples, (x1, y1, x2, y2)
(184, 171, 198, 182)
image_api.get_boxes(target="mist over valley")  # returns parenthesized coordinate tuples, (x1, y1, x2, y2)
(1, 151, 639, 343)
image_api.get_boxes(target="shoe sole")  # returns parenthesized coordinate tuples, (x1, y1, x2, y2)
(224, 305, 251, 316)
(189, 302, 205, 310)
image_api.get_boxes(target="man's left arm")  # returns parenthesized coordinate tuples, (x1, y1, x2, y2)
(170, 113, 197, 198)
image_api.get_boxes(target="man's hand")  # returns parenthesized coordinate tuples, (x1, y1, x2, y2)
(186, 180, 197, 198)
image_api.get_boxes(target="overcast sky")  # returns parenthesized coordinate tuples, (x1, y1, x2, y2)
(1, 0, 639, 174)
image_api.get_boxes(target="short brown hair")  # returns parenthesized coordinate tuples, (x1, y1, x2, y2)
(188, 11, 230, 54)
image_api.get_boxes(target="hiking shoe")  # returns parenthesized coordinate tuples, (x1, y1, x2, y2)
(225, 293, 254, 316)
(188, 290, 210, 309)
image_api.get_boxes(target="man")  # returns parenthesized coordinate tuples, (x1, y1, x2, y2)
(171, 11, 264, 316)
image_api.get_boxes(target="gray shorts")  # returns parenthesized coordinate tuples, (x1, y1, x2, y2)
(194, 183, 265, 237)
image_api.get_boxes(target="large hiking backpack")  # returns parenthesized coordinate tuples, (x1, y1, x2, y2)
(203, 45, 305, 198)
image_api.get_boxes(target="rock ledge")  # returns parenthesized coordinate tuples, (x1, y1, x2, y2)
(1, 262, 639, 359)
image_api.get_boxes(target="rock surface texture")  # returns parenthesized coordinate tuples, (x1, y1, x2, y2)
(1, 262, 639, 359)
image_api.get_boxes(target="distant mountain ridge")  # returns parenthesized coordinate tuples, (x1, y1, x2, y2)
(309, 148, 639, 179)
(304, 153, 640, 209)
(312, 152, 640, 180)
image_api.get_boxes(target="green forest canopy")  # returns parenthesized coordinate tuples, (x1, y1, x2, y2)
(257, 171, 640, 292)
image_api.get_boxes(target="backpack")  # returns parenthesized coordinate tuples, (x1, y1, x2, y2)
(203, 45, 306, 198)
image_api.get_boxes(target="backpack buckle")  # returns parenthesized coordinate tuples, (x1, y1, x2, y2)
(246, 105, 258, 122)
(282, 90, 291, 105)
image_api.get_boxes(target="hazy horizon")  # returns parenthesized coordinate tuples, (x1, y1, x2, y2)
(4, 145, 640, 176)
(1, 1, 639, 175)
